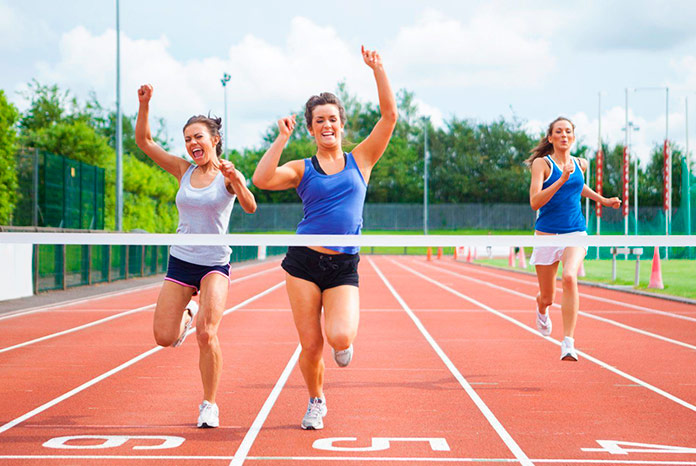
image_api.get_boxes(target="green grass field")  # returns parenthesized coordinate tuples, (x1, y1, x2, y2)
(473, 257, 696, 300)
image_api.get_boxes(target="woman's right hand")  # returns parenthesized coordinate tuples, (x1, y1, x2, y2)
(138, 84, 153, 104)
(277, 115, 296, 139)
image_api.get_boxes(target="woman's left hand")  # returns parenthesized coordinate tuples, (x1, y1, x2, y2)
(603, 196, 622, 209)
(361, 45, 382, 70)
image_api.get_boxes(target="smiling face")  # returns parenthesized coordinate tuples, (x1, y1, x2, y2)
(183, 123, 220, 164)
(308, 104, 344, 149)
(548, 119, 575, 152)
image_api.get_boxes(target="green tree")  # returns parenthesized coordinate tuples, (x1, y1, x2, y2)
(0, 90, 20, 223)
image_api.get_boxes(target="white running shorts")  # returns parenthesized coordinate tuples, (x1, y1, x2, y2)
(530, 231, 588, 266)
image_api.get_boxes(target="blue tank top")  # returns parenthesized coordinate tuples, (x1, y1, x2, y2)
(296, 152, 367, 254)
(534, 156, 586, 234)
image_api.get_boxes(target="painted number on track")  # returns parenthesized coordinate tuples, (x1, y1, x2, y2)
(582, 440, 696, 455)
(43, 435, 185, 450)
(313, 437, 450, 452)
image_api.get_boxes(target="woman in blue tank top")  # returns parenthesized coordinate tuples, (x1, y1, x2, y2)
(526, 117, 620, 362)
(135, 84, 257, 429)
(253, 46, 397, 430)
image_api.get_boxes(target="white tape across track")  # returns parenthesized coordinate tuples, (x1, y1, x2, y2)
(1, 232, 695, 247)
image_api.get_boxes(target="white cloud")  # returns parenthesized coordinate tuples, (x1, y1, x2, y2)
(413, 98, 445, 129)
(569, 106, 683, 167)
(31, 18, 381, 154)
(387, 8, 556, 89)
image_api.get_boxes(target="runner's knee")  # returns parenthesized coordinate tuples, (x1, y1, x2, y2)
(196, 326, 218, 349)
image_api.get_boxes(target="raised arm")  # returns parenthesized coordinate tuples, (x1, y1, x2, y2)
(252, 115, 304, 191)
(352, 46, 398, 176)
(135, 84, 190, 181)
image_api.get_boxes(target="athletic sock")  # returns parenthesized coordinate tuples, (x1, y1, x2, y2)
(563, 336, 575, 346)
(537, 311, 548, 323)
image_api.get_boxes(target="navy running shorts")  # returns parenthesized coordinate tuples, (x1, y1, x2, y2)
(165, 254, 230, 295)
(281, 246, 359, 291)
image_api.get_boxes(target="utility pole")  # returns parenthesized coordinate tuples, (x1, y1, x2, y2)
(115, 0, 123, 231)
(221, 73, 231, 159)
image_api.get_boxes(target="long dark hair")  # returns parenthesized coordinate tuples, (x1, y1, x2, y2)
(525, 116, 574, 167)
(183, 115, 223, 157)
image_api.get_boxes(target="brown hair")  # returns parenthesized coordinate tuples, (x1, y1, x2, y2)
(183, 115, 223, 157)
(304, 92, 347, 130)
(525, 116, 575, 167)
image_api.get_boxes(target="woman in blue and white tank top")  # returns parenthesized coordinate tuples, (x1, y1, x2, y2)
(252, 46, 398, 430)
(135, 84, 257, 429)
(527, 117, 621, 362)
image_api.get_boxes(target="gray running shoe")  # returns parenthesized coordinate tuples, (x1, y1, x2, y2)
(197, 400, 219, 428)
(172, 300, 198, 348)
(560, 339, 578, 361)
(301, 397, 327, 430)
(332, 345, 353, 367)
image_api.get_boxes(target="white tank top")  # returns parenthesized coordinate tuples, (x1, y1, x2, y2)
(170, 164, 236, 266)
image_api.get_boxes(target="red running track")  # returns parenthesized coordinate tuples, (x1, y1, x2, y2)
(0, 256, 695, 465)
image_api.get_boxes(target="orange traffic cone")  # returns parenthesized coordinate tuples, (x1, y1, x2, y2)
(649, 247, 664, 289)
(508, 247, 516, 267)
(517, 248, 527, 268)
(466, 247, 473, 263)
(427, 247, 432, 261)
(437, 247, 443, 260)
(453, 247, 458, 261)
(578, 260, 586, 277)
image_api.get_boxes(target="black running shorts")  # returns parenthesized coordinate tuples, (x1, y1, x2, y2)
(281, 246, 360, 291)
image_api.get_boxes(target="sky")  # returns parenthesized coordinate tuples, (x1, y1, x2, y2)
(3, 0, 696, 165)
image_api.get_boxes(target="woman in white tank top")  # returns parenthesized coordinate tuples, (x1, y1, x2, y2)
(135, 84, 257, 428)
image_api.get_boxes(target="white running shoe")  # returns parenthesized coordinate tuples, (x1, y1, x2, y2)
(172, 300, 198, 348)
(536, 312, 552, 337)
(301, 397, 327, 430)
(332, 344, 353, 367)
(560, 338, 578, 362)
(197, 400, 219, 428)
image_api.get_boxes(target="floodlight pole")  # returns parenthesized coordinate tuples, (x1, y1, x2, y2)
(686, 97, 692, 255)
(423, 117, 430, 235)
(596, 92, 601, 259)
(115, 0, 123, 231)
(221, 73, 231, 159)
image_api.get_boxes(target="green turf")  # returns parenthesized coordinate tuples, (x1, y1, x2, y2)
(474, 257, 696, 300)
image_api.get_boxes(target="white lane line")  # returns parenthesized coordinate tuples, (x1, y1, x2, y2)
(369, 257, 533, 466)
(391, 258, 696, 414)
(0, 283, 161, 321)
(0, 259, 281, 322)
(0, 304, 154, 353)
(229, 344, 301, 466)
(447, 261, 696, 323)
(0, 264, 281, 353)
(1, 456, 696, 464)
(418, 260, 696, 352)
(0, 281, 285, 435)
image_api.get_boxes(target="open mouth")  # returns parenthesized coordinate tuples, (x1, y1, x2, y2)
(191, 148, 204, 159)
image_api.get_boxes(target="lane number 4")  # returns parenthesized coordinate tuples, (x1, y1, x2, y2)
(582, 440, 696, 455)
